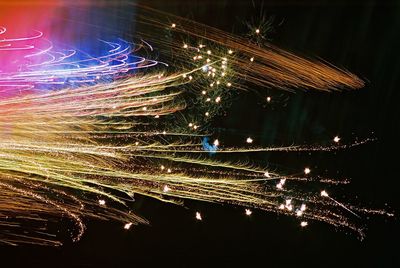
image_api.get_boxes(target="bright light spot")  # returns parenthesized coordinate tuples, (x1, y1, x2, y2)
(286, 199, 292, 206)
(264, 172, 270, 177)
(300, 221, 308, 227)
(213, 139, 219, 146)
(245, 209, 252, 216)
(189, 123, 193, 127)
(202, 90, 207, 95)
(276, 183, 283, 189)
(296, 210, 303, 217)
(167, 168, 172, 173)
(287, 204, 293, 211)
(99, 199, 105, 205)
(196, 212, 202, 221)
(135, 141, 139, 146)
(162, 131, 167, 135)
(183, 44, 188, 49)
(334, 136, 341, 143)
(207, 50, 211, 55)
(215, 96, 221, 103)
(267, 96, 271, 102)
(228, 49, 233, 54)
(188, 75, 193, 80)
(279, 204, 285, 210)
(246, 137, 253, 143)
(250, 57, 254, 62)
(255, 28, 260, 34)
(193, 125, 198, 130)
(227, 82, 232, 87)
(300, 204, 306, 211)
(163, 185, 170, 192)
(142, 107, 147, 111)
(205, 112, 209, 116)
(206, 98, 211, 102)
(171, 23, 176, 28)
(280, 178, 286, 185)
(160, 165, 165, 170)
(304, 167, 311, 174)
(154, 115, 160, 118)
(124, 222, 133, 230)
(321, 190, 329, 197)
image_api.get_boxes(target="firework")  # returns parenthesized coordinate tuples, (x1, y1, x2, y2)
(0, 5, 391, 246)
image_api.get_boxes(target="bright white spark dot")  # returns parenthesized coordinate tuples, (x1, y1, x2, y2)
(183, 44, 188, 49)
(124, 222, 133, 230)
(213, 139, 219, 146)
(245, 209, 252, 216)
(300, 221, 308, 227)
(135, 141, 139, 146)
(202, 90, 207, 95)
(304, 167, 311, 174)
(255, 28, 260, 34)
(264, 172, 270, 177)
(154, 115, 160, 118)
(162, 131, 167, 135)
(167, 168, 172, 173)
(334, 136, 341, 143)
(276, 183, 283, 189)
(189, 123, 193, 127)
(285, 199, 292, 206)
(163, 185, 170, 192)
(215, 96, 221, 103)
(171, 23, 176, 28)
(280, 178, 286, 185)
(207, 50, 211, 55)
(227, 82, 232, 87)
(300, 204, 306, 211)
(250, 57, 254, 62)
(246, 137, 253, 143)
(279, 204, 285, 210)
(142, 107, 147, 111)
(196, 212, 202, 221)
(99, 199, 105, 205)
(228, 49, 233, 54)
(321, 190, 329, 197)
(267, 96, 271, 102)
(296, 210, 303, 217)
(205, 112, 209, 116)
(160, 165, 165, 170)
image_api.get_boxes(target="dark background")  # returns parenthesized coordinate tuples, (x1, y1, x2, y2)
(1, 0, 399, 267)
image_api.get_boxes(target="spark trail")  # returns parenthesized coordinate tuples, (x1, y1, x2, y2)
(0, 6, 391, 246)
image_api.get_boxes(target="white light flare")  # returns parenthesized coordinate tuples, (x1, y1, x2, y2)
(124, 222, 133, 230)
(304, 167, 311, 175)
(196, 212, 202, 221)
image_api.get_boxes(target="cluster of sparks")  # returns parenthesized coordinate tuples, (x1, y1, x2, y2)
(0, 5, 392, 246)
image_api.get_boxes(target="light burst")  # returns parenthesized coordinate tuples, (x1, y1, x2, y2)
(0, 5, 392, 246)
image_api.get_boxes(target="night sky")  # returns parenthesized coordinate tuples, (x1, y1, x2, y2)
(1, 0, 399, 267)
